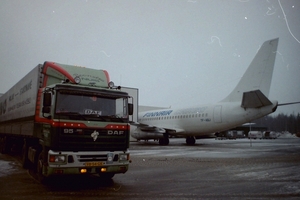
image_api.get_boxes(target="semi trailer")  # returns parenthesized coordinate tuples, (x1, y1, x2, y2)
(0, 61, 136, 182)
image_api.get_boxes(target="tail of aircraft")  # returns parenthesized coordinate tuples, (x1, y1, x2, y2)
(221, 38, 279, 104)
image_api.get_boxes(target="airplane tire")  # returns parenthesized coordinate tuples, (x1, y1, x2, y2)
(159, 138, 164, 145)
(159, 138, 169, 145)
(164, 137, 169, 145)
(186, 136, 196, 145)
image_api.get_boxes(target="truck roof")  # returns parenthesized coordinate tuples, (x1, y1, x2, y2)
(42, 61, 110, 88)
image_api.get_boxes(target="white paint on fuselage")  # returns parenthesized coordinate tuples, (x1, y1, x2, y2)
(138, 100, 277, 137)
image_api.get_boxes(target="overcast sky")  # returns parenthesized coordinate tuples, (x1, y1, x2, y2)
(0, 0, 299, 116)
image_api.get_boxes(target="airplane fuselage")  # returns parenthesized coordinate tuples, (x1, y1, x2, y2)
(133, 100, 278, 139)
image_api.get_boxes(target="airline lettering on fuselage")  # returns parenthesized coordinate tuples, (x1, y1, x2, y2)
(174, 107, 208, 115)
(143, 110, 173, 118)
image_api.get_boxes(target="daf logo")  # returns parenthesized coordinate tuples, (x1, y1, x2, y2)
(91, 130, 99, 141)
(108, 130, 124, 135)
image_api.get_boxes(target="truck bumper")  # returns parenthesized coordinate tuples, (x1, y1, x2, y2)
(44, 164, 128, 177)
(43, 150, 130, 177)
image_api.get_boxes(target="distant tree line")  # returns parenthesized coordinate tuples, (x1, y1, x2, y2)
(252, 113, 300, 134)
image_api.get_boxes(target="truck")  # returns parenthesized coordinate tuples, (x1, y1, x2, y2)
(248, 131, 263, 139)
(0, 61, 136, 182)
(262, 131, 277, 139)
(236, 130, 245, 138)
(226, 130, 237, 140)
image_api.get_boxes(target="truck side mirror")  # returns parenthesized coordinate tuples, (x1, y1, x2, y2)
(128, 103, 133, 115)
(43, 93, 52, 107)
(42, 93, 52, 118)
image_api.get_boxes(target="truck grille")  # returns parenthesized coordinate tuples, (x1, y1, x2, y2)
(77, 154, 118, 162)
(52, 127, 129, 151)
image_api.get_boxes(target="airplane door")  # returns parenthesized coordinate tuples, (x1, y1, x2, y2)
(213, 105, 222, 123)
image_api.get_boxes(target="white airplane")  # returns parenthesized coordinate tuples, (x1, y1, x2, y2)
(131, 38, 280, 145)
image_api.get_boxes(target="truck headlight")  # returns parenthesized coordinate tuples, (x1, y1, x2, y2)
(49, 155, 66, 163)
(119, 154, 129, 161)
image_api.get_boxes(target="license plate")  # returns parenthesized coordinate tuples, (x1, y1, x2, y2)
(85, 162, 104, 167)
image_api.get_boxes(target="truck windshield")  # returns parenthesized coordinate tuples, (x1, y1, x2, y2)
(54, 91, 128, 122)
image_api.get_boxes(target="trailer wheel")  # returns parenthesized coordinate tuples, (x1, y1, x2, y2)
(0, 137, 4, 153)
(21, 143, 29, 169)
(0, 136, 10, 154)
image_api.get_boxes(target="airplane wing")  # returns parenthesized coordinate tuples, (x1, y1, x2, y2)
(130, 122, 165, 133)
(130, 122, 185, 135)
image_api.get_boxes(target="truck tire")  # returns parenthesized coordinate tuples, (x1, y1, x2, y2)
(0, 136, 10, 154)
(36, 152, 46, 183)
(99, 173, 115, 179)
(0, 137, 4, 153)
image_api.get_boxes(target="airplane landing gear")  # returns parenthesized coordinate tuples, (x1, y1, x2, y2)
(186, 136, 196, 145)
(159, 134, 169, 145)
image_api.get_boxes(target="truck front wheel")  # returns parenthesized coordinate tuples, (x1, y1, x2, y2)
(36, 152, 45, 183)
(99, 173, 115, 179)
